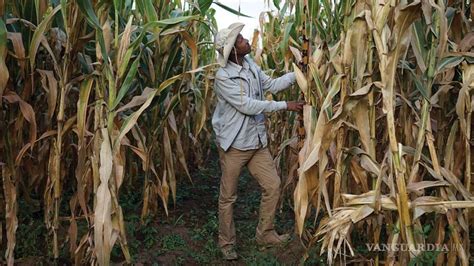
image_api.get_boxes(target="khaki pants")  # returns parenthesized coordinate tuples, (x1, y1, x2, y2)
(217, 146, 281, 248)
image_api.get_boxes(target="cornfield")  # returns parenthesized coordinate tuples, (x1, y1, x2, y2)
(0, 0, 473, 265)
(259, 0, 474, 265)
(1, 0, 220, 264)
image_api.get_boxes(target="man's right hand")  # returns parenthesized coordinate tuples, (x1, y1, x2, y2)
(286, 101, 305, 112)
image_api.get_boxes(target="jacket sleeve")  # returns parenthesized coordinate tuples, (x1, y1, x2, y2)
(257, 65, 296, 94)
(215, 76, 287, 115)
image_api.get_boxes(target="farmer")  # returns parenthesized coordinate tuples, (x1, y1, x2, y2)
(212, 22, 304, 260)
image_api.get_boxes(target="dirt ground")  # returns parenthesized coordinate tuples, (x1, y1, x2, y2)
(124, 151, 316, 265)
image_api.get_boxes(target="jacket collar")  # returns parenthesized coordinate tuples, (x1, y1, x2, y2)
(226, 57, 249, 73)
(224, 57, 258, 79)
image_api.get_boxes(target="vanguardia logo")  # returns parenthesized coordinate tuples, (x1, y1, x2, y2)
(365, 243, 456, 252)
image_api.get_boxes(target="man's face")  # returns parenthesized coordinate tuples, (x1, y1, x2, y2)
(233, 34, 251, 56)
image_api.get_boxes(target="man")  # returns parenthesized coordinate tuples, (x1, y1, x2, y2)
(212, 22, 304, 260)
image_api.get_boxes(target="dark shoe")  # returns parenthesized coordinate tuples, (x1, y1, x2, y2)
(256, 231, 291, 249)
(221, 245, 238, 260)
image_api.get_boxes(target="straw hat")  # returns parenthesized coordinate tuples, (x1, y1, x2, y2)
(214, 22, 245, 67)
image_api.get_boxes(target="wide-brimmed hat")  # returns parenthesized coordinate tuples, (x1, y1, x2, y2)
(214, 22, 245, 67)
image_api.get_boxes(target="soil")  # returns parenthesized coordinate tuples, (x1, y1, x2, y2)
(119, 150, 310, 265)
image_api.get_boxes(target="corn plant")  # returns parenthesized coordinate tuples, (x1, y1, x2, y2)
(0, 0, 224, 264)
(258, 0, 474, 264)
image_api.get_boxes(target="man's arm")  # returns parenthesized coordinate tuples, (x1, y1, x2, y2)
(215, 77, 287, 115)
(257, 65, 296, 94)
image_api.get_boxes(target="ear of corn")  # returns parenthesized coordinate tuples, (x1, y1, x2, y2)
(292, 62, 309, 102)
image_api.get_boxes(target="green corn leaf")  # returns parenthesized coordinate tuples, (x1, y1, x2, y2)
(112, 54, 141, 110)
(400, 61, 430, 100)
(129, 15, 200, 50)
(436, 56, 464, 74)
(153, 15, 200, 26)
(77, 78, 94, 140)
(77, 0, 108, 59)
(198, 0, 213, 14)
(135, 0, 159, 23)
(77, 0, 101, 28)
(118, 48, 134, 79)
(280, 21, 293, 54)
(29, 5, 61, 69)
(273, 0, 281, 10)
(213, 2, 252, 18)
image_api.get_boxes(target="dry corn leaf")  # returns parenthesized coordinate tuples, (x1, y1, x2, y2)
(2, 167, 17, 266)
(38, 69, 58, 120)
(3, 91, 37, 149)
(95, 128, 114, 265)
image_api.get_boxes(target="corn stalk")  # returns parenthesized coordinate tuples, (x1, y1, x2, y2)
(258, 0, 474, 264)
